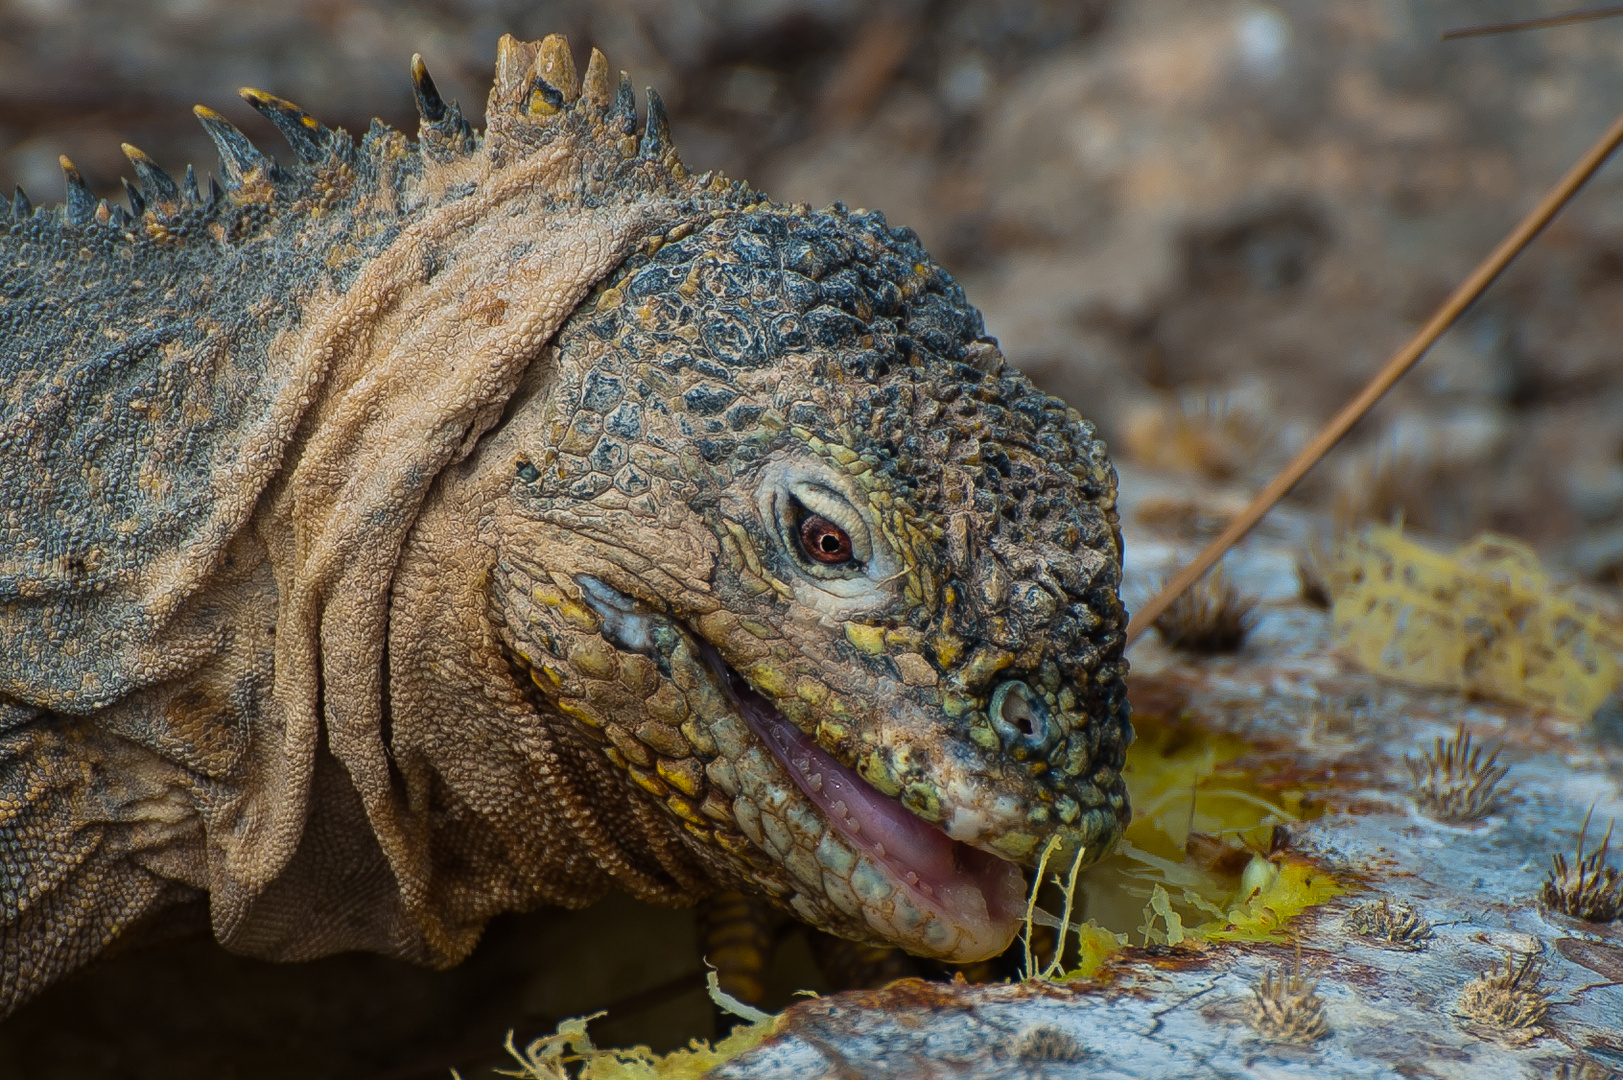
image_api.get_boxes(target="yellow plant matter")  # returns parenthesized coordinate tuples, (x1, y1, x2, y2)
(1331, 525, 1623, 719)
(1064, 920, 1130, 979)
(1201, 858, 1343, 943)
(494, 976, 779, 1080)
(1028, 707, 1343, 981)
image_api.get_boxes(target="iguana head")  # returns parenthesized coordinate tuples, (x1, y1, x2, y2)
(495, 202, 1131, 962)
(450, 39, 1131, 964)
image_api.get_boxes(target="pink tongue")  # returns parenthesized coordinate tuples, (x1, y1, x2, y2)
(709, 648, 1024, 930)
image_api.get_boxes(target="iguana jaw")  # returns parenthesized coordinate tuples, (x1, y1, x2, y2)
(702, 641, 1026, 960)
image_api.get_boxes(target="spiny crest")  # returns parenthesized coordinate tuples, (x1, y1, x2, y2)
(1, 33, 696, 243)
(480, 33, 679, 172)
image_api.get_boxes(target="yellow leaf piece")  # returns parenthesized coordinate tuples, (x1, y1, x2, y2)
(1139, 883, 1185, 946)
(1199, 857, 1344, 943)
(1332, 525, 1623, 719)
(1060, 920, 1127, 981)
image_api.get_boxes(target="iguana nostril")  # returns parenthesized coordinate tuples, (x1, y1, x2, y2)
(990, 680, 1055, 752)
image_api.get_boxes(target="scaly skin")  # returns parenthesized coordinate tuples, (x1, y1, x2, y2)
(0, 33, 1129, 1016)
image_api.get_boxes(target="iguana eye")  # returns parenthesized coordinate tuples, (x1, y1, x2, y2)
(799, 514, 855, 565)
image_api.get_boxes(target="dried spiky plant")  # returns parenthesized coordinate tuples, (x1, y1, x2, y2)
(1122, 393, 1275, 481)
(1010, 1025, 1087, 1064)
(1406, 725, 1512, 824)
(1152, 567, 1258, 653)
(1345, 897, 1433, 950)
(1542, 806, 1623, 923)
(1247, 959, 1329, 1045)
(1332, 446, 1445, 533)
(1546, 1058, 1615, 1080)
(1296, 531, 1335, 610)
(1456, 949, 1549, 1041)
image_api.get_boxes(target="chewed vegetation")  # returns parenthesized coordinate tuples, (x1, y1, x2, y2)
(488, 974, 778, 1080)
(1020, 703, 1340, 980)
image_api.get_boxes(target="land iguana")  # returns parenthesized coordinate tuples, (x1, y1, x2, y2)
(0, 34, 1131, 1015)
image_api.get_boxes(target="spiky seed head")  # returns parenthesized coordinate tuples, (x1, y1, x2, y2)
(1247, 961, 1330, 1044)
(1121, 392, 1275, 481)
(1296, 531, 1335, 609)
(1547, 1059, 1615, 1080)
(1345, 897, 1433, 950)
(1010, 1025, 1087, 1063)
(1406, 724, 1512, 824)
(1541, 807, 1623, 923)
(1152, 566, 1257, 653)
(1456, 949, 1549, 1041)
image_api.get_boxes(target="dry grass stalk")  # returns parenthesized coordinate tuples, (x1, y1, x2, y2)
(1456, 949, 1549, 1041)
(1541, 806, 1623, 922)
(1407, 725, 1512, 823)
(1247, 958, 1330, 1044)
(1152, 568, 1257, 653)
(1345, 897, 1433, 950)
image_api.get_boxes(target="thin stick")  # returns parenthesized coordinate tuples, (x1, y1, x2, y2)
(1443, 5, 1623, 39)
(1124, 106, 1623, 646)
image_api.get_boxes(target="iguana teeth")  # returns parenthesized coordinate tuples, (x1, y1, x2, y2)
(10, 185, 28, 219)
(120, 143, 180, 209)
(409, 53, 446, 122)
(57, 155, 95, 226)
(639, 87, 672, 159)
(192, 104, 273, 187)
(239, 88, 332, 164)
(182, 164, 201, 209)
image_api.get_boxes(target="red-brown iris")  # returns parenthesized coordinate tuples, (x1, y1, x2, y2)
(798, 514, 854, 564)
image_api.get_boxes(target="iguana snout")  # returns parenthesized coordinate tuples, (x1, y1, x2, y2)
(494, 202, 1131, 961)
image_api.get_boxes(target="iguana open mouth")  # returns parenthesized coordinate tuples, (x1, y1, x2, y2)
(700, 643, 1027, 956)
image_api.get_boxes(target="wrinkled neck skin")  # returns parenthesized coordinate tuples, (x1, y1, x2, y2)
(199, 140, 721, 959)
(378, 359, 731, 955)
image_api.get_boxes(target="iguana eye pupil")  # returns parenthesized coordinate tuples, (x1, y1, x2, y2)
(799, 515, 854, 565)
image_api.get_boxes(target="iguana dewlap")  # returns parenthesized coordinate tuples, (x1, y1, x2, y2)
(0, 34, 1130, 1015)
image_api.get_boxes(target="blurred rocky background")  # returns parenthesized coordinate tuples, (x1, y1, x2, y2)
(4, 0, 1623, 1076)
